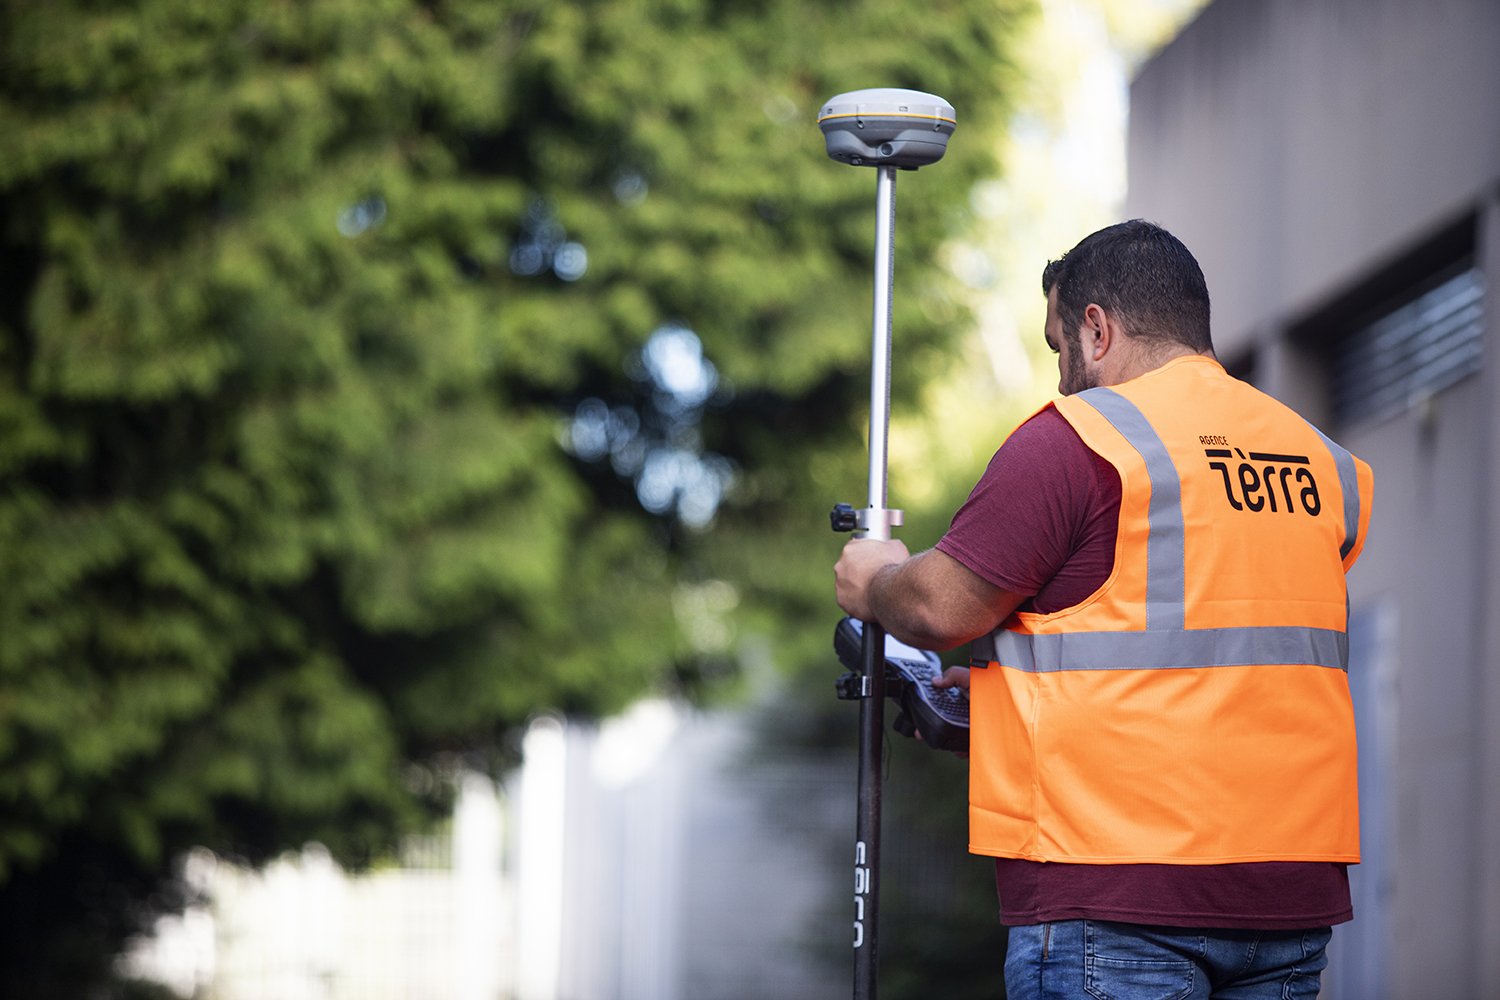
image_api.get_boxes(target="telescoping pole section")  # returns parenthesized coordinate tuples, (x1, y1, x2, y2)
(865, 165, 896, 526)
(816, 88, 955, 1000)
(852, 163, 897, 1000)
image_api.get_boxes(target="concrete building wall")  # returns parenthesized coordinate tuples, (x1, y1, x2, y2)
(1338, 362, 1486, 998)
(1127, 0, 1500, 362)
(1127, 3, 1500, 997)
(1476, 195, 1500, 1000)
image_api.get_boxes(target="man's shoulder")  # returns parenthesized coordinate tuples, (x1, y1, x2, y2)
(974, 403, 1113, 509)
(996, 405, 1093, 466)
(942, 400, 1121, 608)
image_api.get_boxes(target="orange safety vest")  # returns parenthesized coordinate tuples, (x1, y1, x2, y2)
(968, 355, 1373, 865)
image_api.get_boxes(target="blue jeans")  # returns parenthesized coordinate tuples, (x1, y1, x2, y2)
(1004, 920, 1332, 1000)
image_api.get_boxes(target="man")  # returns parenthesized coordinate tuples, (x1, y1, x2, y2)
(834, 221, 1372, 1000)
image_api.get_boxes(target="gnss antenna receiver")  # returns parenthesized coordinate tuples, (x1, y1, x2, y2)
(821, 88, 955, 1000)
(818, 88, 956, 169)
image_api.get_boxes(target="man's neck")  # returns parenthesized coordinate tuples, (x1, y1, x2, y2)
(1098, 342, 1216, 388)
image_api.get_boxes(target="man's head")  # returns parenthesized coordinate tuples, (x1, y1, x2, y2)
(1041, 220, 1214, 394)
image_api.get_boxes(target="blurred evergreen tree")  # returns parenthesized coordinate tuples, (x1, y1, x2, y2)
(0, 0, 1023, 990)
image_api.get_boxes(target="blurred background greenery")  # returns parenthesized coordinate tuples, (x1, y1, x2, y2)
(0, 0, 1203, 995)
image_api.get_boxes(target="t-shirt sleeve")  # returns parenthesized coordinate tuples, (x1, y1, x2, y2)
(935, 407, 1114, 604)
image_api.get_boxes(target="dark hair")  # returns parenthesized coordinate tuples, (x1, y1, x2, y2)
(1041, 220, 1213, 352)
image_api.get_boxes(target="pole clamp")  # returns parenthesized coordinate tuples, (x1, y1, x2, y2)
(835, 671, 871, 700)
(830, 503, 904, 539)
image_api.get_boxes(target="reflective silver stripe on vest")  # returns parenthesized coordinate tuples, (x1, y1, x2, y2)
(974, 625, 1349, 673)
(1076, 387, 1185, 631)
(1307, 423, 1361, 560)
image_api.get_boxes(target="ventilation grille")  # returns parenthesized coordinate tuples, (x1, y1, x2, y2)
(1331, 267, 1485, 427)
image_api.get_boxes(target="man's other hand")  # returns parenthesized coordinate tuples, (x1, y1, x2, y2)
(834, 537, 910, 621)
(931, 666, 970, 696)
(924, 667, 971, 757)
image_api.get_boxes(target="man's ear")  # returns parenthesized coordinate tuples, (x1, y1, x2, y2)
(1082, 303, 1113, 361)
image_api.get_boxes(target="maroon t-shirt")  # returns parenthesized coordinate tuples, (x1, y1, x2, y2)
(935, 407, 1352, 930)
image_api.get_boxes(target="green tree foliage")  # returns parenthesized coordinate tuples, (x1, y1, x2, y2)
(0, 0, 1023, 990)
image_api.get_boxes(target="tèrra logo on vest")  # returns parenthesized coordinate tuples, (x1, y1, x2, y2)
(1204, 447, 1321, 515)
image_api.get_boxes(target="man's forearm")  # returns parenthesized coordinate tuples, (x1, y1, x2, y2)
(866, 551, 970, 650)
(835, 540, 1024, 651)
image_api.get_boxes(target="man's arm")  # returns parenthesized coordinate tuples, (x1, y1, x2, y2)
(834, 538, 1027, 651)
